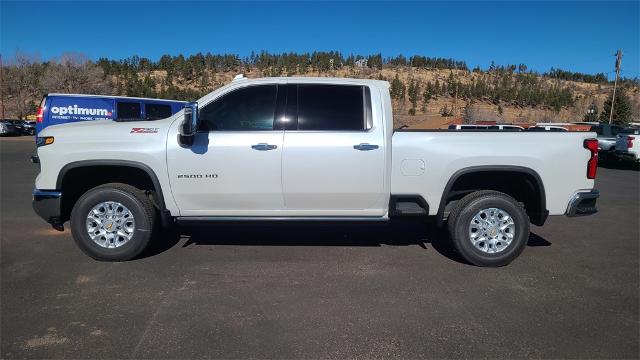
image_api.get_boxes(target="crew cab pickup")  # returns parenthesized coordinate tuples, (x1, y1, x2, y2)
(33, 76, 600, 266)
(615, 127, 640, 163)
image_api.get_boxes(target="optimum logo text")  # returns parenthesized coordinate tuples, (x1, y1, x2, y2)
(50, 105, 111, 116)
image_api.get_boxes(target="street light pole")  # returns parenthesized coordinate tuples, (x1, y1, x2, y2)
(0, 54, 5, 120)
(609, 49, 623, 125)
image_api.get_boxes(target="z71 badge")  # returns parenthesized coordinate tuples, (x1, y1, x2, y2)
(130, 127, 159, 133)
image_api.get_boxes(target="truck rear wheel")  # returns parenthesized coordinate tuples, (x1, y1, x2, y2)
(447, 190, 529, 267)
(70, 183, 156, 261)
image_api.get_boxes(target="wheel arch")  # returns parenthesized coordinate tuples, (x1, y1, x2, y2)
(437, 165, 548, 226)
(56, 160, 170, 225)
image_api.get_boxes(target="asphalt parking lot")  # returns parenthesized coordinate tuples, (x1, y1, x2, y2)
(1, 136, 638, 359)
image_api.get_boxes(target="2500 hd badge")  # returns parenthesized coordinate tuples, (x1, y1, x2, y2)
(177, 174, 219, 179)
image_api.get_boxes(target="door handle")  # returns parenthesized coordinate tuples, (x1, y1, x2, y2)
(353, 143, 379, 151)
(251, 143, 278, 151)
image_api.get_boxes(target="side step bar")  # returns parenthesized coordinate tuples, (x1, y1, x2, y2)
(176, 216, 389, 223)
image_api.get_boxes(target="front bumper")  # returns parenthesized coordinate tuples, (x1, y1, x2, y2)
(566, 190, 599, 217)
(32, 189, 64, 230)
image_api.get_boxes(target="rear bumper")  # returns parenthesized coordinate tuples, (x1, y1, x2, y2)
(32, 189, 63, 229)
(566, 190, 599, 217)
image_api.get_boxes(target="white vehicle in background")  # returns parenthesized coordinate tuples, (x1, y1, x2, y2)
(490, 124, 524, 131)
(32, 76, 600, 267)
(527, 125, 568, 132)
(448, 124, 490, 130)
(527, 123, 572, 131)
(615, 128, 640, 163)
(448, 124, 524, 131)
(575, 122, 625, 161)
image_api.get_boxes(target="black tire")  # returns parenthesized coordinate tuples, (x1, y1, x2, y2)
(70, 183, 156, 261)
(447, 190, 530, 267)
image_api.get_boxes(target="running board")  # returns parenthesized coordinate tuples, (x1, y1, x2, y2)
(176, 216, 389, 223)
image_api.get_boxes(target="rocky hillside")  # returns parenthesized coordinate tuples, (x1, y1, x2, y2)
(3, 52, 639, 128)
(135, 66, 639, 129)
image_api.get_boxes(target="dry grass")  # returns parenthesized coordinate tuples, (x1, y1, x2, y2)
(136, 66, 639, 128)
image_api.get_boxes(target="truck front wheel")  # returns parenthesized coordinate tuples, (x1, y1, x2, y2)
(70, 183, 156, 261)
(447, 190, 530, 267)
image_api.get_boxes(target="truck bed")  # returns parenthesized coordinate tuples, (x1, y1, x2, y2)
(390, 131, 596, 216)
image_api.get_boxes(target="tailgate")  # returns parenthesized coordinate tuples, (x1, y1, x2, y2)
(616, 136, 629, 152)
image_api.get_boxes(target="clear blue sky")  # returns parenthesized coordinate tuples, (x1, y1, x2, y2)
(1, 1, 638, 78)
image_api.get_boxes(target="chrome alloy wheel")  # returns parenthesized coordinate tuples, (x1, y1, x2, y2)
(468, 207, 515, 254)
(86, 201, 135, 248)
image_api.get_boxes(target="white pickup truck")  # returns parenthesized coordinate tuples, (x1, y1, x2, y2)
(33, 76, 600, 266)
(615, 127, 640, 163)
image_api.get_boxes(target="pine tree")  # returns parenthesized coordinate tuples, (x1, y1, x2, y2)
(408, 79, 420, 115)
(390, 74, 405, 102)
(599, 89, 632, 125)
(422, 83, 433, 112)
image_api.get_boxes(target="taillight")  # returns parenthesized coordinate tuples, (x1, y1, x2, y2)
(36, 97, 46, 123)
(36, 106, 44, 123)
(584, 138, 598, 179)
(627, 136, 635, 149)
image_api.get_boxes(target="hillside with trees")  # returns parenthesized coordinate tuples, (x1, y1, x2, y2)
(2, 51, 638, 128)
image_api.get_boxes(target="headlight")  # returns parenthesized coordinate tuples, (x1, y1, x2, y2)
(36, 136, 54, 147)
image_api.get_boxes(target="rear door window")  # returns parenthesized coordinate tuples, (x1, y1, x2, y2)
(296, 85, 368, 131)
(145, 103, 172, 120)
(116, 101, 142, 121)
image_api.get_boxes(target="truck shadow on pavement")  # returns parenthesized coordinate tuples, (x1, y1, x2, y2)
(141, 219, 551, 265)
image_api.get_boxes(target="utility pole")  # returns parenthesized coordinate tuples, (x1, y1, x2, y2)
(609, 49, 623, 125)
(0, 54, 5, 120)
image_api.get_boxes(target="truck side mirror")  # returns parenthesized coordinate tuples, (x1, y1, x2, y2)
(179, 102, 199, 147)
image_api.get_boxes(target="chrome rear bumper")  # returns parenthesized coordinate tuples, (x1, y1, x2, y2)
(566, 190, 599, 217)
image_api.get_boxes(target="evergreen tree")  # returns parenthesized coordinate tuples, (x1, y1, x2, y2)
(422, 82, 433, 112)
(599, 89, 632, 125)
(390, 74, 406, 101)
(408, 79, 420, 115)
